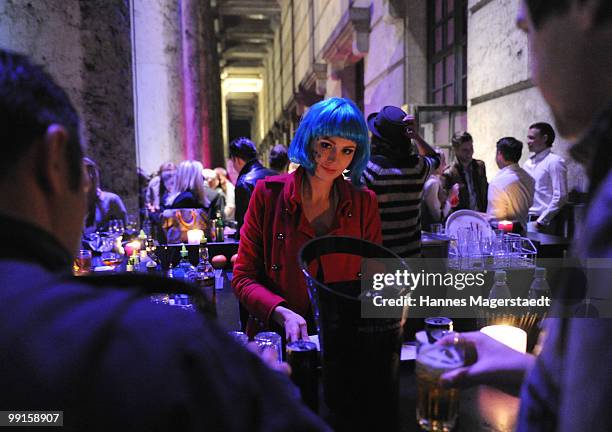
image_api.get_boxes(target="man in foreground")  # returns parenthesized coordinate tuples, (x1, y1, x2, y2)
(440, 1, 612, 431)
(0, 49, 328, 431)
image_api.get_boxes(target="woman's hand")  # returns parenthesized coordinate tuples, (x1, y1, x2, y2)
(436, 331, 535, 396)
(449, 183, 460, 207)
(272, 305, 309, 342)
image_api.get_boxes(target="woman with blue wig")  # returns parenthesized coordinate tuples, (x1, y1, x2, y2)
(232, 97, 383, 341)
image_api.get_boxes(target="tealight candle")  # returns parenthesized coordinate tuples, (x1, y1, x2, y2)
(187, 229, 204, 245)
(498, 220, 514, 233)
(480, 324, 527, 353)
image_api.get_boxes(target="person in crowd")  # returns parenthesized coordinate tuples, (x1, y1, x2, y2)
(0, 49, 328, 431)
(442, 131, 488, 213)
(421, 148, 452, 231)
(229, 137, 276, 238)
(145, 162, 176, 214)
(168, 160, 208, 209)
(232, 98, 382, 341)
(269, 144, 289, 173)
(215, 166, 236, 221)
(439, 1, 612, 430)
(202, 167, 228, 220)
(523, 122, 568, 234)
(137, 167, 149, 224)
(82, 157, 128, 234)
(486, 137, 535, 232)
(362, 106, 439, 257)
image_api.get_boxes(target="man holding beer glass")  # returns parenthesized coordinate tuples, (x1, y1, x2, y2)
(434, 1, 612, 431)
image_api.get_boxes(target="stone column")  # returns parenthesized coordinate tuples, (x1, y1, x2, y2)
(79, 0, 138, 214)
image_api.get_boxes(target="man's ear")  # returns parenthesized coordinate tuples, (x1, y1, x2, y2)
(36, 124, 70, 195)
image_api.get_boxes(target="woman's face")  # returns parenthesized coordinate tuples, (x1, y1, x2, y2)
(161, 168, 176, 190)
(311, 136, 357, 182)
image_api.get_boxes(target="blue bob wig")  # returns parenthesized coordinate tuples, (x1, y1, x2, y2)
(288, 97, 369, 186)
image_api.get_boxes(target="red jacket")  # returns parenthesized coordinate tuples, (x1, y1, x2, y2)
(232, 168, 383, 335)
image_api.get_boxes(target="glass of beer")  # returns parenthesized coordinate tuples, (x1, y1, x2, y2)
(74, 249, 93, 275)
(415, 339, 464, 432)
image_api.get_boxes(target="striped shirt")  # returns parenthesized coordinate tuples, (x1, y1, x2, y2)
(362, 154, 438, 257)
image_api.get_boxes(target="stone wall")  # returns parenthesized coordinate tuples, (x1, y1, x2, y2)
(467, 0, 587, 191)
(0, 0, 140, 214)
(363, 0, 405, 115)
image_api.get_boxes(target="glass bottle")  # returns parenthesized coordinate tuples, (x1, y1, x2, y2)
(195, 236, 216, 306)
(215, 211, 224, 242)
(172, 244, 195, 283)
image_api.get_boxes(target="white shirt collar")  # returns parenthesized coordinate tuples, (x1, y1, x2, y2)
(530, 147, 552, 162)
(499, 163, 519, 173)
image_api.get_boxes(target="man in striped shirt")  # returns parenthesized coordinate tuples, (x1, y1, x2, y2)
(362, 106, 440, 257)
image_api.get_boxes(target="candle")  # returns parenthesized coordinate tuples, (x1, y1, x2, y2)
(498, 220, 513, 232)
(187, 229, 204, 245)
(498, 220, 513, 233)
(125, 240, 141, 257)
(480, 324, 527, 353)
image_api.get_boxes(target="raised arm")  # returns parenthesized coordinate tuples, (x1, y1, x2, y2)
(403, 114, 439, 166)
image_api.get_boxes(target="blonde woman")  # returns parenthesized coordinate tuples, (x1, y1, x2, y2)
(168, 160, 209, 209)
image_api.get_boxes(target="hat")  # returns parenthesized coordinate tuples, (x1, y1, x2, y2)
(367, 106, 410, 144)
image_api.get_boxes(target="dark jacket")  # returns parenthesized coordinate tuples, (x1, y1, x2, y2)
(441, 159, 488, 213)
(0, 215, 330, 431)
(170, 190, 205, 209)
(235, 159, 276, 237)
(171, 188, 225, 220)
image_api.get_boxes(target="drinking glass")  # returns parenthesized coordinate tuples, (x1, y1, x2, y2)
(503, 233, 522, 267)
(74, 249, 93, 275)
(416, 337, 464, 432)
(430, 224, 444, 235)
(101, 251, 123, 269)
(254, 332, 283, 363)
(228, 331, 249, 346)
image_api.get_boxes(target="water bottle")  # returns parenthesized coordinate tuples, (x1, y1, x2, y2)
(529, 267, 551, 318)
(528, 267, 550, 301)
(489, 270, 511, 300)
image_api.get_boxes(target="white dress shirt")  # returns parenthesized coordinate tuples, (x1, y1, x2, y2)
(487, 163, 535, 228)
(523, 148, 568, 226)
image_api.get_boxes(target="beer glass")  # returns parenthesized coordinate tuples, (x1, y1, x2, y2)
(74, 249, 92, 275)
(415, 339, 464, 432)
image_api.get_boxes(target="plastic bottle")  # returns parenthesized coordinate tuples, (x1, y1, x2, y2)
(528, 267, 550, 301)
(488, 270, 511, 300)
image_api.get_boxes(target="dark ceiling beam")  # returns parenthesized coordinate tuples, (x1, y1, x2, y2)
(218, 1, 280, 16)
(223, 59, 265, 68)
(223, 30, 275, 41)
